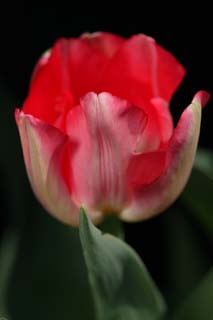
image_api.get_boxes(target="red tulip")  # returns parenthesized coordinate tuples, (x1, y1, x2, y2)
(15, 32, 210, 226)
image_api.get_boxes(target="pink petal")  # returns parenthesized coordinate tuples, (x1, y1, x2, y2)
(121, 91, 210, 222)
(15, 110, 102, 226)
(66, 92, 147, 212)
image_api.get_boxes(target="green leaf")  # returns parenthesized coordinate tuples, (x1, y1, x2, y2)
(172, 269, 213, 320)
(6, 207, 95, 320)
(79, 207, 166, 320)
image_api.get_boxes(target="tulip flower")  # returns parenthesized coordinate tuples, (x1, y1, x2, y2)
(15, 32, 210, 226)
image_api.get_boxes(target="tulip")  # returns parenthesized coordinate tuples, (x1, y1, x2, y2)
(15, 32, 210, 226)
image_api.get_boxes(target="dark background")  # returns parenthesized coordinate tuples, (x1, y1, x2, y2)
(0, 6, 212, 317)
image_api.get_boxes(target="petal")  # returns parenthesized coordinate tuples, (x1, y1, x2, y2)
(15, 110, 102, 226)
(150, 97, 174, 144)
(31, 32, 124, 87)
(23, 39, 75, 130)
(135, 98, 174, 152)
(62, 33, 124, 101)
(127, 151, 167, 187)
(193, 90, 210, 107)
(100, 34, 182, 150)
(24, 33, 124, 129)
(102, 34, 185, 103)
(155, 43, 186, 101)
(121, 91, 210, 222)
(80, 32, 125, 58)
(66, 92, 147, 212)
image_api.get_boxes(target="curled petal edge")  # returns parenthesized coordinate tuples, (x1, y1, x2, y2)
(121, 91, 210, 222)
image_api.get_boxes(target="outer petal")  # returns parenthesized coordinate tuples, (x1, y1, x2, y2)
(15, 110, 102, 226)
(121, 91, 210, 222)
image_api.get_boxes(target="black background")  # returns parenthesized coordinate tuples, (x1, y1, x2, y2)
(0, 5, 212, 303)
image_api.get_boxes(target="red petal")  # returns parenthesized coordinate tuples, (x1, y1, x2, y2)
(63, 32, 124, 102)
(23, 39, 75, 131)
(80, 32, 125, 58)
(23, 33, 124, 131)
(151, 97, 174, 144)
(155, 43, 186, 101)
(127, 151, 167, 187)
(102, 34, 185, 103)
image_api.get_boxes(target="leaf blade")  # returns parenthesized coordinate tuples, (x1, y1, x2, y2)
(80, 207, 166, 320)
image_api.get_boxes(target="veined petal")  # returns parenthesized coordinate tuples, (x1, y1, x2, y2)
(66, 92, 147, 213)
(121, 91, 210, 222)
(15, 110, 92, 226)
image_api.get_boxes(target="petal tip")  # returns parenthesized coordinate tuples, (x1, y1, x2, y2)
(193, 90, 210, 108)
